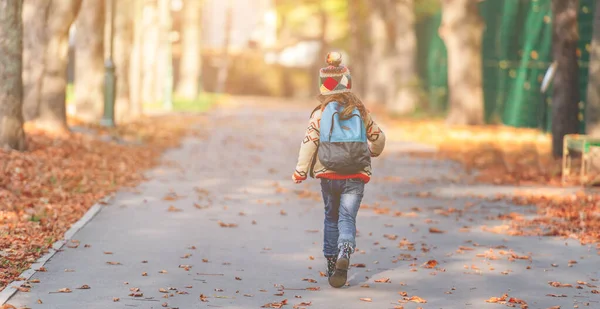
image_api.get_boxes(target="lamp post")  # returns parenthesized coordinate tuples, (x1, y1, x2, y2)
(101, 0, 116, 127)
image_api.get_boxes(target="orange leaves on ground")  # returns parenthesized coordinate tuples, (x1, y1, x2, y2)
(167, 205, 183, 212)
(428, 227, 445, 234)
(262, 299, 288, 308)
(374, 278, 391, 283)
(359, 298, 372, 302)
(422, 260, 438, 269)
(293, 301, 312, 308)
(407, 296, 427, 303)
(486, 294, 508, 304)
(0, 115, 198, 291)
(548, 281, 573, 288)
(218, 221, 238, 228)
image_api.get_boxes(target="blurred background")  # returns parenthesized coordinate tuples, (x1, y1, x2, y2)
(0, 0, 598, 159)
(56, 0, 596, 132)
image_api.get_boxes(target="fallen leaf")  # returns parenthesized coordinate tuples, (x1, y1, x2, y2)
(359, 298, 372, 302)
(113, 298, 120, 302)
(106, 261, 121, 265)
(167, 205, 183, 212)
(293, 301, 312, 308)
(423, 260, 438, 269)
(548, 281, 573, 288)
(261, 299, 288, 308)
(218, 221, 238, 228)
(55, 288, 72, 293)
(77, 284, 90, 289)
(509, 297, 527, 305)
(486, 294, 508, 303)
(374, 278, 391, 283)
(408, 296, 427, 303)
(429, 227, 445, 234)
(351, 263, 366, 268)
(302, 278, 317, 283)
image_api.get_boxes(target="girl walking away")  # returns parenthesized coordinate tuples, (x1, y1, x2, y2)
(292, 52, 386, 288)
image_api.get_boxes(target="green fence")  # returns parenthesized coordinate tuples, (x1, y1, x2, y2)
(416, 0, 595, 132)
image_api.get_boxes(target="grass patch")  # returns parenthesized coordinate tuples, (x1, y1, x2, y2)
(143, 93, 224, 112)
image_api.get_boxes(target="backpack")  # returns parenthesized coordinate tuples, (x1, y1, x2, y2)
(318, 102, 371, 174)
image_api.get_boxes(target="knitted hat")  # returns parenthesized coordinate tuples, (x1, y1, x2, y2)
(319, 52, 352, 95)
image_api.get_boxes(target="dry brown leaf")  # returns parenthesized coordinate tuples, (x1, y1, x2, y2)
(55, 288, 72, 293)
(548, 281, 573, 288)
(423, 260, 438, 269)
(374, 278, 391, 283)
(429, 227, 445, 234)
(106, 261, 121, 265)
(486, 294, 508, 303)
(359, 298, 372, 302)
(113, 298, 120, 302)
(408, 296, 427, 303)
(167, 205, 183, 212)
(77, 284, 90, 289)
(218, 221, 238, 228)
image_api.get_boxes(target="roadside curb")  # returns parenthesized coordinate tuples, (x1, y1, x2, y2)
(0, 196, 110, 305)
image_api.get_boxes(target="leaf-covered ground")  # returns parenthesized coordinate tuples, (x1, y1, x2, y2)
(0, 115, 203, 290)
(5, 99, 600, 309)
(385, 118, 600, 245)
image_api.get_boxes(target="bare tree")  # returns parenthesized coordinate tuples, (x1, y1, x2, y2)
(141, 0, 160, 105)
(439, 0, 484, 125)
(551, 0, 580, 157)
(176, 0, 202, 99)
(364, 0, 390, 105)
(74, 0, 105, 123)
(129, 0, 144, 119)
(390, 0, 419, 115)
(348, 0, 368, 95)
(0, 0, 26, 151)
(113, 0, 134, 122)
(22, 0, 50, 121)
(586, 0, 600, 136)
(22, 0, 82, 132)
(37, 0, 82, 132)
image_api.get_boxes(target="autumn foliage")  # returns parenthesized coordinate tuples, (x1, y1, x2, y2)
(0, 115, 201, 290)
(386, 117, 600, 245)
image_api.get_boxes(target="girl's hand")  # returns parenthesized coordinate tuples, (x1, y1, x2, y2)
(292, 174, 303, 184)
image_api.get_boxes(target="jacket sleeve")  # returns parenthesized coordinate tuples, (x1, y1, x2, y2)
(366, 113, 385, 157)
(293, 111, 320, 181)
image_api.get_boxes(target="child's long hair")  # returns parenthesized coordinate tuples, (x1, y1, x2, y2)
(317, 92, 368, 121)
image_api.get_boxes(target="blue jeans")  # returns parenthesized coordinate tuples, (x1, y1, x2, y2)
(320, 178, 364, 256)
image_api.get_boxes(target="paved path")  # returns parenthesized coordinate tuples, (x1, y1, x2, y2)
(6, 100, 600, 309)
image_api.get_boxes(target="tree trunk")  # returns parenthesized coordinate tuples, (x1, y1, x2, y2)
(310, 4, 328, 97)
(114, 0, 134, 123)
(129, 0, 144, 118)
(551, 0, 580, 158)
(348, 0, 368, 95)
(0, 0, 26, 151)
(390, 0, 419, 115)
(175, 0, 202, 99)
(74, 0, 105, 123)
(364, 0, 390, 104)
(586, 0, 600, 136)
(22, 0, 51, 121)
(440, 0, 484, 125)
(141, 0, 159, 104)
(36, 0, 82, 132)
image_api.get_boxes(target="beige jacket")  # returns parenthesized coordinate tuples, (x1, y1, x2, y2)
(293, 108, 385, 183)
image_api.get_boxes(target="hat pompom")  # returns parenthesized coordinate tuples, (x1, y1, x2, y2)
(326, 52, 342, 67)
